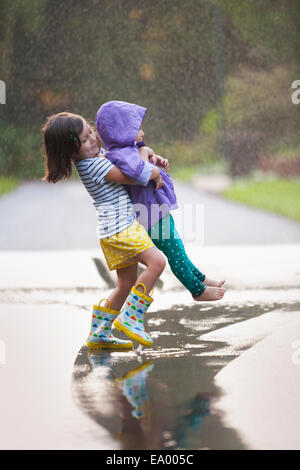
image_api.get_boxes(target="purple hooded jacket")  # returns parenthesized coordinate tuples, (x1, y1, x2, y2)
(95, 101, 178, 230)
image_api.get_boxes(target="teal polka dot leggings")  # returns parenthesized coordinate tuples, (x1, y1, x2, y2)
(148, 213, 206, 298)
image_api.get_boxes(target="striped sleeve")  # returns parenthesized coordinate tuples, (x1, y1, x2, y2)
(89, 158, 115, 185)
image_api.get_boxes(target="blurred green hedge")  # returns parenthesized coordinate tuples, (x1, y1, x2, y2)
(1, 0, 300, 178)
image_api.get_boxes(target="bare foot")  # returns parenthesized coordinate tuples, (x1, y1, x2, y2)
(203, 278, 225, 287)
(193, 286, 226, 301)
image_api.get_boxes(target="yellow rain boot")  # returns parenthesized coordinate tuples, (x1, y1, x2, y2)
(113, 283, 154, 347)
(87, 299, 133, 350)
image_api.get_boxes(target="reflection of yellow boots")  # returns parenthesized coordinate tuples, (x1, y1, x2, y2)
(115, 361, 153, 419)
(87, 350, 113, 369)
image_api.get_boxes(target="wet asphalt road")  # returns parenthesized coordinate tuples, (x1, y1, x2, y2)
(0, 180, 300, 449)
(2, 287, 299, 450)
(0, 179, 300, 250)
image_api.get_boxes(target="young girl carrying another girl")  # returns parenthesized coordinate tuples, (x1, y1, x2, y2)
(96, 101, 226, 303)
(42, 112, 166, 350)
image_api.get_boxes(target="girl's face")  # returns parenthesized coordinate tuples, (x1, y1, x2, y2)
(135, 124, 144, 142)
(78, 119, 100, 159)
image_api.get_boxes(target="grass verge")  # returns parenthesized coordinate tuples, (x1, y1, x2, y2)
(0, 177, 20, 197)
(223, 178, 300, 223)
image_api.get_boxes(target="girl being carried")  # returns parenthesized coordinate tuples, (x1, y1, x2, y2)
(96, 101, 226, 302)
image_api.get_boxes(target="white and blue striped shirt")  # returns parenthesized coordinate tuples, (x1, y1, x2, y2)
(75, 156, 135, 239)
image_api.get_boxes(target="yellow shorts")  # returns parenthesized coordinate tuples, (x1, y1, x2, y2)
(100, 220, 154, 271)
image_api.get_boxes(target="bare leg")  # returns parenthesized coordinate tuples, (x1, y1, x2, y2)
(134, 247, 166, 295)
(203, 278, 225, 287)
(107, 264, 138, 310)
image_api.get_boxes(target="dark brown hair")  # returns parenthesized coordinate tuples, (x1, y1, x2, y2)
(42, 112, 84, 183)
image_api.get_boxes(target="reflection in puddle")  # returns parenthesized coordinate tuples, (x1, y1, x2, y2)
(172, 393, 212, 449)
(72, 346, 247, 449)
(115, 361, 153, 420)
(72, 301, 292, 449)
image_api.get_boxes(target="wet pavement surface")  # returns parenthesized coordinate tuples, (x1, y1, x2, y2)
(0, 181, 300, 449)
(1, 180, 300, 250)
(71, 296, 300, 450)
(1, 282, 299, 449)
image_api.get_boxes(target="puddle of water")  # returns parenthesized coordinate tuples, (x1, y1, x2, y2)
(71, 298, 300, 449)
(72, 300, 291, 450)
(72, 346, 246, 450)
(2, 289, 299, 449)
(1, 287, 300, 308)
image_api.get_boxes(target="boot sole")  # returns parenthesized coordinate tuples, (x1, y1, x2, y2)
(113, 320, 153, 347)
(87, 340, 133, 350)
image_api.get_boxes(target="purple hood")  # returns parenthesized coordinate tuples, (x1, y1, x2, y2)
(95, 100, 178, 229)
(96, 100, 146, 149)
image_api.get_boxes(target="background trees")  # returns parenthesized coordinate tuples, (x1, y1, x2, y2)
(0, 0, 299, 177)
